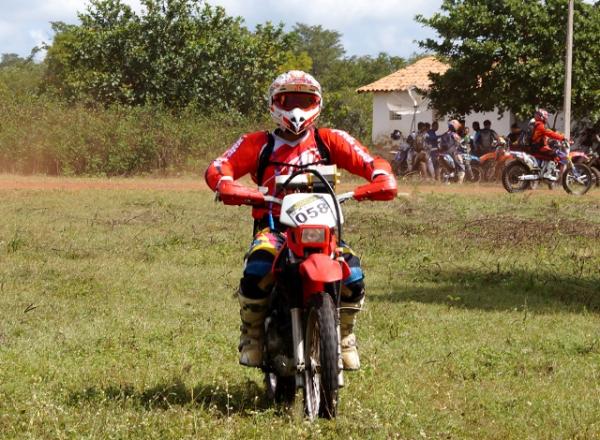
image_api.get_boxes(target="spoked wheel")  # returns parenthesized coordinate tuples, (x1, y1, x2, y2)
(562, 163, 593, 195)
(304, 294, 339, 420)
(502, 162, 531, 193)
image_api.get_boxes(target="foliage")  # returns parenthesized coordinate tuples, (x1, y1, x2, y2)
(320, 52, 406, 92)
(44, 0, 293, 114)
(291, 23, 345, 78)
(416, 0, 600, 122)
(0, 96, 264, 175)
(0, 54, 45, 99)
(321, 87, 374, 141)
(1, 186, 600, 438)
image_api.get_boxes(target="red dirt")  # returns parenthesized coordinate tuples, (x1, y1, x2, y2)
(0, 174, 596, 198)
(0, 175, 206, 191)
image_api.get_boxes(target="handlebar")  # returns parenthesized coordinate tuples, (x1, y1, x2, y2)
(263, 191, 355, 207)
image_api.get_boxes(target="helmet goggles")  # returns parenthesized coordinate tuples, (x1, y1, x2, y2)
(273, 92, 320, 111)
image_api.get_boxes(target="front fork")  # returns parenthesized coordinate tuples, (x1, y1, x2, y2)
(289, 299, 345, 390)
(290, 307, 305, 388)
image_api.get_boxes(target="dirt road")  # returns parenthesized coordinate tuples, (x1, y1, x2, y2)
(0, 174, 595, 197)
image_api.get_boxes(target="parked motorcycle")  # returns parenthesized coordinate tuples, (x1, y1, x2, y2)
(437, 150, 480, 183)
(572, 147, 600, 187)
(254, 165, 394, 420)
(391, 144, 431, 181)
(479, 138, 516, 182)
(501, 140, 593, 195)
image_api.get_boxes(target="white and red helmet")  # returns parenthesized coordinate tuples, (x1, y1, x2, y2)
(269, 70, 322, 135)
(534, 108, 549, 123)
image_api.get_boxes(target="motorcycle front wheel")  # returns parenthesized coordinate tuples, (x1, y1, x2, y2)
(562, 163, 593, 195)
(303, 293, 339, 420)
(502, 162, 531, 193)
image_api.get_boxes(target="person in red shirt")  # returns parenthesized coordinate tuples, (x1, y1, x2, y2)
(205, 70, 397, 370)
(530, 109, 567, 179)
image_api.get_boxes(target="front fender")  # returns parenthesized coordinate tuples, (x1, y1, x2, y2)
(299, 253, 349, 283)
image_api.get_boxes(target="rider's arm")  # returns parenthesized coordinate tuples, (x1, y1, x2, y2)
(205, 132, 267, 205)
(532, 121, 565, 144)
(318, 128, 397, 201)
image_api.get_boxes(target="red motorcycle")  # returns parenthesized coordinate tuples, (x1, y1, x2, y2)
(245, 165, 395, 420)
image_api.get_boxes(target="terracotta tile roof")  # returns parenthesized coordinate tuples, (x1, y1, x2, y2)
(356, 56, 449, 93)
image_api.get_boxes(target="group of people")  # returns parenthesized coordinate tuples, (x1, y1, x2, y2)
(391, 119, 501, 183)
(391, 110, 573, 182)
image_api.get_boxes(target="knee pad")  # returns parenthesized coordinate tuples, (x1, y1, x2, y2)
(244, 250, 274, 278)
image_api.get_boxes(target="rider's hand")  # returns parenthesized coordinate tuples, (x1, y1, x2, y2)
(217, 179, 265, 206)
(353, 173, 397, 202)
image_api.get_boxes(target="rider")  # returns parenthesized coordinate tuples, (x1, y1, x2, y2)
(530, 109, 566, 178)
(440, 119, 465, 183)
(205, 70, 397, 371)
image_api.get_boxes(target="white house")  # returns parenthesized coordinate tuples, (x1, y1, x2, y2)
(357, 56, 515, 144)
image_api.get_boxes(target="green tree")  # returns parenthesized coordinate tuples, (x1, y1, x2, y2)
(321, 53, 406, 91)
(291, 23, 345, 78)
(44, 0, 293, 114)
(416, 0, 600, 122)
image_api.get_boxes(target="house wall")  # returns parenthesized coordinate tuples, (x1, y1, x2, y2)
(370, 91, 514, 144)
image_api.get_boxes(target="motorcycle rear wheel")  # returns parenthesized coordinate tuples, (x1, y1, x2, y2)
(303, 294, 339, 420)
(562, 163, 593, 195)
(502, 162, 530, 193)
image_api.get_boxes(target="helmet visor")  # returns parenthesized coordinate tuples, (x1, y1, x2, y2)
(273, 92, 320, 111)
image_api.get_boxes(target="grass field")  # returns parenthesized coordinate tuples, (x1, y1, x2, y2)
(1, 178, 599, 439)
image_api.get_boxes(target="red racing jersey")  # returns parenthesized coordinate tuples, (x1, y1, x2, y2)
(531, 121, 565, 147)
(205, 127, 392, 219)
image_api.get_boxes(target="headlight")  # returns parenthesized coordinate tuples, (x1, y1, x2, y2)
(301, 228, 326, 243)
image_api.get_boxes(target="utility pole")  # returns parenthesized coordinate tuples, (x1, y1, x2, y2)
(563, 0, 574, 139)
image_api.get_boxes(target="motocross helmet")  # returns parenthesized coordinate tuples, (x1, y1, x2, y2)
(534, 109, 549, 123)
(448, 119, 461, 132)
(269, 70, 322, 135)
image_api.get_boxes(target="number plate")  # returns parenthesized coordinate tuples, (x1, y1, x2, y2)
(279, 193, 342, 228)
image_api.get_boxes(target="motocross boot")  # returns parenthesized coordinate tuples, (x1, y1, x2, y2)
(238, 291, 268, 367)
(457, 171, 465, 184)
(340, 298, 364, 370)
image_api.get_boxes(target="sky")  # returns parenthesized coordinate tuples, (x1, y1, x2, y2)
(0, 0, 443, 59)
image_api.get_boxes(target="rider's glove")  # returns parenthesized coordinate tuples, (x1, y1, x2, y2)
(217, 179, 265, 206)
(353, 173, 397, 202)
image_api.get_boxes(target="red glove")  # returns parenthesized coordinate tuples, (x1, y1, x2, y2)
(353, 173, 397, 201)
(217, 180, 265, 206)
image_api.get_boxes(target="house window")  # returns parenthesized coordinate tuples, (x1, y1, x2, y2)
(389, 111, 402, 120)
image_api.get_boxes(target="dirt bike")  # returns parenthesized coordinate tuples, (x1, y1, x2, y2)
(572, 147, 600, 187)
(479, 139, 516, 182)
(436, 149, 481, 183)
(391, 145, 430, 181)
(251, 164, 393, 420)
(502, 140, 593, 195)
